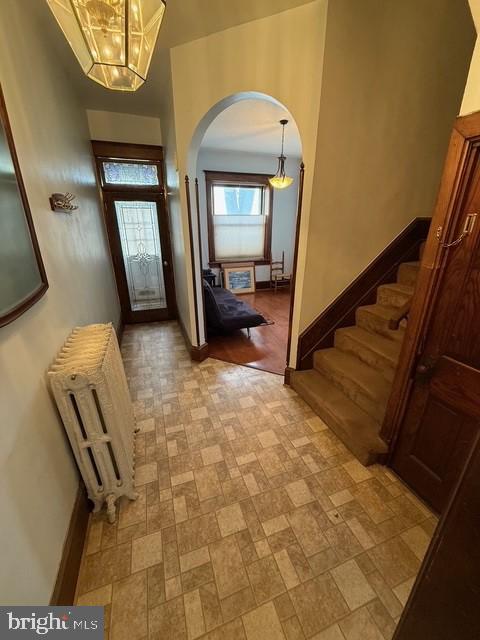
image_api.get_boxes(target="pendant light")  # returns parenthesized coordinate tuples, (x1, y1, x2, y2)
(46, 0, 166, 92)
(269, 119, 294, 190)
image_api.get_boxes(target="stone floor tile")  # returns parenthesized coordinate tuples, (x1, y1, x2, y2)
(77, 583, 112, 607)
(400, 525, 431, 561)
(177, 512, 221, 555)
(201, 445, 224, 466)
(195, 466, 222, 502)
(149, 596, 187, 640)
(75, 324, 435, 640)
(210, 535, 250, 599)
(110, 571, 147, 640)
(367, 538, 420, 588)
(287, 506, 330, 557)
(203, 619, 246, 640)
(243, 601, 286, 640)
(184, 588, 206, 639)
(393, 577, 415, 606)
(253, 487, 294, 522)
(285, 479, 315, 507)
(312, 624, 346, 640)
(247, 556, 286, 604)
(216, 503, 247, 537)
(131, 530, 162, 573)
(339, 606, 384, 640)
(275, 549, 301, 590)
(77, 543, 131, 595)
(282, 615, 305, 640)
(221, 585, 256, 622)
(330, 560, 376, 611)
(290, 574, 349, 637)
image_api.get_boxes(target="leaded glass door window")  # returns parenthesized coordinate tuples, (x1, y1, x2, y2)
(114, 200, 167, 312)
(103, 192, 175, 324)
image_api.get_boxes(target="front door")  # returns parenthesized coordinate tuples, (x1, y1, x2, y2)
(391, 142, 480, 513)
(104, 193, 176, 324)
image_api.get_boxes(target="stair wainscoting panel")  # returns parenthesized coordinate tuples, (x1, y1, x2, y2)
(292, 252, 424, 466)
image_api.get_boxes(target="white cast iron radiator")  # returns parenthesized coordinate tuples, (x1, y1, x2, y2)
(49, 323, 138, 523)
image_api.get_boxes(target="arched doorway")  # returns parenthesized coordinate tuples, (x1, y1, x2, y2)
(185, 92, 304, 374)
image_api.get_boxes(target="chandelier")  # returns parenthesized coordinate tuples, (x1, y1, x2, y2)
(46, 0, 166, 91)
(269, 119, 294, 190)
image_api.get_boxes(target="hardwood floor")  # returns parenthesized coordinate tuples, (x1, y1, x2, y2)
(207, 288, 290, 375)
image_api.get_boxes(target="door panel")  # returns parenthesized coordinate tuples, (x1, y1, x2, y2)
(392, 144, 480, 513)
(104, 193, 176, 324)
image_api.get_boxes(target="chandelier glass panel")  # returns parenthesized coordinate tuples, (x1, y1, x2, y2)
(46, 0, 166, 91)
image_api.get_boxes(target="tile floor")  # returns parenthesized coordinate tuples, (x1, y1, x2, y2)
(75, 322, 437, 640)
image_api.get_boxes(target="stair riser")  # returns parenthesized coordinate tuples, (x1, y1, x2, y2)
(290, 375, 382, 466)
(377, 286, 411, 308)
(314, 354, 387, 424)
(356, 308, 405, 341)
(397, 263, 419, 287)
(334, 333, 397, 383)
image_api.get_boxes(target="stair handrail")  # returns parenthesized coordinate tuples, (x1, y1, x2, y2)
(389, 298, 412, 330)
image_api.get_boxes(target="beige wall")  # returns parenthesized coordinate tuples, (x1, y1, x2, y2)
(461, 0, 480, 114)
(87, 109, 162, 145)
(299, 0, 475, 330)
(159, 53, 192, 338)
(169, 0, 328, 356)
(0, 2, 119, 604)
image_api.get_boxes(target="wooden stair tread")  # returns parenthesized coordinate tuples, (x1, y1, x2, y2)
(291, 369, 388, 466)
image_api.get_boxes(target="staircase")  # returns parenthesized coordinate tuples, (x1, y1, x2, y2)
(291, 254, 423, 466)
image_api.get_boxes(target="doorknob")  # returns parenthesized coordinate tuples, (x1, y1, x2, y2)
(163, 260, 169, 267)
(415, 356, 437, 381)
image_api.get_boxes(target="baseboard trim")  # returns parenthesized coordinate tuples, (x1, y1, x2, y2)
(191, 342, 209, 361)
(284, 367, 295, 385)
(50, 482, 90, 606)
(296, 217, 431, 370)
(178, 314, 209, 362)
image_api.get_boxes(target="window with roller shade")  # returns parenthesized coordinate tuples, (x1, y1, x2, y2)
(205, 171, 273, 265)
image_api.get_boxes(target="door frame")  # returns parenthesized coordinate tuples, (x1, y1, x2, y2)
(103, 191, 177, 324)
(92, 140, 177, 325)
(381, 110, 480, 454)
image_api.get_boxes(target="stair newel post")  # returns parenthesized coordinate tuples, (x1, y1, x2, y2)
(185, 175, 201, 348)
(286, 161, 305, 375)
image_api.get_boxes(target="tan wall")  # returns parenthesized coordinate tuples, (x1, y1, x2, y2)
(299, 0, 475, 330)
(87, 109, 162, 145)
(168, 1, 328, 356)
(461, 0, 480, 114)
(158, 53, 192, 337)
(0, 2, 119, 604)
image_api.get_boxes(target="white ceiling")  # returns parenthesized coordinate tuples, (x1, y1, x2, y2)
(200, 99, 302, 156)
(33, 0, 316, 117)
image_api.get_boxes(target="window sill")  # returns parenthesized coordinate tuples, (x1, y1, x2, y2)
(209, 259, 271, 268)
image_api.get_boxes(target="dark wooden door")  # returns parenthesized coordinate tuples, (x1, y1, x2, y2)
(392, 143, 480, 513)
(394, 431, 480, 640)
(104, 192, 176, 324)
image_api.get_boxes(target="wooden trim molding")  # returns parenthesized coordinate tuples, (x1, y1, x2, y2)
(178, 313, 209, 361)
(185, 176, 201, 347)
(381, 111, 480, 449)
(296, 217, 431, 370)
(0, 84, 48, 328)
(284, 367, 295, 386)
(91, 141, 165, 193)
(204, 170, 274, 266)
(286, 162, 305, 367)
(50, 482, 90, 606)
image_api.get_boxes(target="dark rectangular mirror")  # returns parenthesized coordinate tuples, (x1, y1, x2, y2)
(0, 84, 48, 327)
